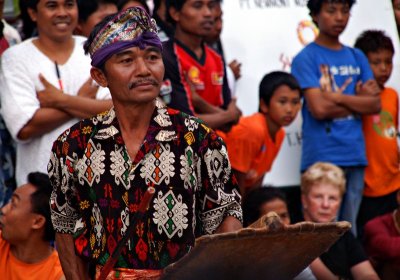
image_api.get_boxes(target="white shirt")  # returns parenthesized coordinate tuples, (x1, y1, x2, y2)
(0, 36, 110, 185)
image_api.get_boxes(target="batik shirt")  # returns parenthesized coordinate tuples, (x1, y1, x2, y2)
(49, 98, 242, 269)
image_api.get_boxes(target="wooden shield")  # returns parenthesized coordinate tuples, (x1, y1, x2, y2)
(161, 213, 351, 280)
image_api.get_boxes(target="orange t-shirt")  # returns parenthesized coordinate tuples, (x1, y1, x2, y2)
(363, 87, 400, 197)
(218, 113, 285, 188)
(0, 234, 64, 280)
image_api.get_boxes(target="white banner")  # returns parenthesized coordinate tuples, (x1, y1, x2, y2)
(222, 0, 400, 186)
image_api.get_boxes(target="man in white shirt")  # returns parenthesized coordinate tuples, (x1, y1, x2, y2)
(0, 0, 113, 185)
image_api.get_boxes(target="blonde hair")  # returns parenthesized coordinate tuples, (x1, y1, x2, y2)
(301, 162, 346, 196)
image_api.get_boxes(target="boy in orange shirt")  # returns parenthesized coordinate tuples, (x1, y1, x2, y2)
(219, 71, 301, 196)
(354, 30, 400, 237)
(0, 172, 64, 280)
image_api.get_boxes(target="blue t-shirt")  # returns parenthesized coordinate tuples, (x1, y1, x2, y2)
(291, 42, 373, 171)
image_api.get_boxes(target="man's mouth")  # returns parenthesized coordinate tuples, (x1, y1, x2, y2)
(128, 79, 159, 89)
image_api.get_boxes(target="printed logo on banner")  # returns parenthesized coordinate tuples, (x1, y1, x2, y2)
(297, 20, 319, 46)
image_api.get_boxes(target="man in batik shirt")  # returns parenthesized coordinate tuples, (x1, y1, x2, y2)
(48, 7, 242, 280)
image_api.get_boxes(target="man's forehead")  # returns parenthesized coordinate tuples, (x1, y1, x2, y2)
(115, 45, 161, 55)
(13, 184, 36, 202)
(39, 0, 76, 5)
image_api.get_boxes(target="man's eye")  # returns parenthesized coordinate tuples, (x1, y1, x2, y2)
(121, 58, 132, 63)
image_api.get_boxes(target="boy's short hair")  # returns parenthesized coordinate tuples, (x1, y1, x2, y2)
(27, 172, 55, 242)
(77, 0, 117, 23)
(166, 0, 187, 24)
(307, 0, 356, 16)
(354, 30, 395, 56)
(259, 71, 301, 107)
(25, 0, 40, 10)
(242, 186, 288, 227)
(301, 162, 346, 196)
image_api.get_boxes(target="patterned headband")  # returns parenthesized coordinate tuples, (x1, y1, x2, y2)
(87, 7, 162, 67)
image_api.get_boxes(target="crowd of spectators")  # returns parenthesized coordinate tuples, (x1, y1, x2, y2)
(0, 0, 400, 279)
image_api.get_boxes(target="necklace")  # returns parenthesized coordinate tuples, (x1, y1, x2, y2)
(392, 209, 400, 235)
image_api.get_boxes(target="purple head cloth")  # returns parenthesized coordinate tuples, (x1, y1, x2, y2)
(86, 6, 162, 68)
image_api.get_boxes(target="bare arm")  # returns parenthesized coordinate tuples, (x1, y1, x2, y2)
(37, 74, 113, 119)
(56, 233, 90, 280)
(306, 78, 381, 120)
(233, 170, 264, 197)
(38, 93, 113, 119)
(17, 108, 71, 140)
(197, 99, 241, 131)
(310, 258, 339, 280)
(304, 88, 353, 120)
(233, 170, 247, 197)
(350, 261, 380, 280)
(192, 90, 224, 114)
(215, 215, 242, 233)
(334, 80, 381, 115)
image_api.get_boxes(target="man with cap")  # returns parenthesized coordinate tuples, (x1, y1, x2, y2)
(48, 7, 242, 279)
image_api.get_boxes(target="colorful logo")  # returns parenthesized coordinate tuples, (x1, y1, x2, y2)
(211, 72, 224, 85)
(188, 66, 204, 89)
(297, 20, 319, 46)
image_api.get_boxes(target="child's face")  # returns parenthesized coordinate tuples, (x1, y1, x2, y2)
(263, 85, 301, 127)
(313, 2, 350, 38)
(367, 49, 393, 89)
(260, 199, 291, 226)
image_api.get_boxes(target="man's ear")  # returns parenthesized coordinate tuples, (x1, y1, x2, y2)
(169, 6, 180, 23)
(27, 8, 38, 22)
(91, 67, 108, 88)
(31, 215, 46, 230)
(259, 99, 268, 114)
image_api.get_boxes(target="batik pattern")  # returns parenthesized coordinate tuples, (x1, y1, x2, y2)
(49, 98, 242, 269)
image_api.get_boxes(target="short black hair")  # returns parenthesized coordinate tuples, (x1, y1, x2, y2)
(259, 71, 301, 108)
(242, 187, 288, 227)
(27, 172, 55, 242)
(117, 0, 150, 13)
(307, 0, 356, 16)
(25, 0, 40, 10)
(354, 30, 395, 56)
(165, 0, 186, 24)
(77, 0, 117, 22)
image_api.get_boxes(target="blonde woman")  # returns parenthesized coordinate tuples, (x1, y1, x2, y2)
(301, 162, 379, 280)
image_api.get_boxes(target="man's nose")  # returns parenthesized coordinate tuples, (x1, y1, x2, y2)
(136, 58, 151, 76)
(0, 203, 9, 215)
(56, 5, 69, 16)
(335, 11, 345, 21)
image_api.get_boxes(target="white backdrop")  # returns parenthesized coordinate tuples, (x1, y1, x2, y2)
(221, 0, 400, 187)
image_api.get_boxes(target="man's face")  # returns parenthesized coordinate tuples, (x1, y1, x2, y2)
(97, 46, 164, 105)
(261, 85, 301, 128)
(77, 3, 117, 37)
(173, 0, 217, 37)
(393, 0, 400, 27)
(259, 199, 291, 226)
(367, 49, 393, 89)
(29, 0, 78, 43)
(205, 3, 222, 43)
(313, 2, 350, 38)
(0, 184, 37, 244)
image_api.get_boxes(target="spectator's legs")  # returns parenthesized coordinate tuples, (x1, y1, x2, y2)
(338, 166, 365, 236)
